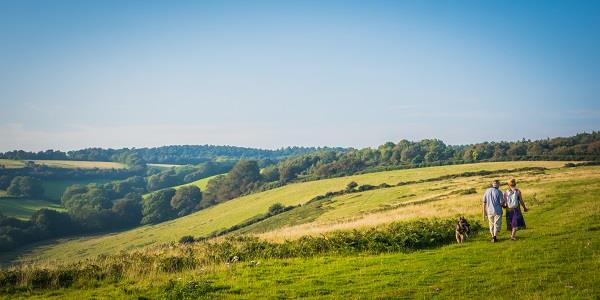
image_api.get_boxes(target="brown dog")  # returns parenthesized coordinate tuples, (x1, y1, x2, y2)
(455, 216, 471, 243)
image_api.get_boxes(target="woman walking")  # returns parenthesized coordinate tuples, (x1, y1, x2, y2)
(504, 179, 528, 240)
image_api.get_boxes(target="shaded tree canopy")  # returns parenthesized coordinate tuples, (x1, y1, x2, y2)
(6, 176, 44, 198)
(141, 188, 177, 225)
(170, 185, 202, 217)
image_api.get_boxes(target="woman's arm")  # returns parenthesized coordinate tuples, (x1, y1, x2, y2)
(518, 190, 528, 212)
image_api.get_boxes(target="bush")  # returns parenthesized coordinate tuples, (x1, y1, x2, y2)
(162, 280, 230, 300)
(345, 181, 358, 192)
(179, 235, 195, 244)
(357, 184, 376, 192)
(30, 269, 52, 289)
(159, 256, 197, 273)
(268, 203, 286, 215)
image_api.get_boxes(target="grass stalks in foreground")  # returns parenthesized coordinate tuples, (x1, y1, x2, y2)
(0, 218, 479, 294)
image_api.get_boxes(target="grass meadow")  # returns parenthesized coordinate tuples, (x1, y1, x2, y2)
(142, 174, 222, 201)
(0, 198, 64, 220)
(0, 179, 112, 219)
(0, 159, 126, 169)
(1, 164, 598, 299)
(2, 161, 575, 264)
(147, 163, 184, 170)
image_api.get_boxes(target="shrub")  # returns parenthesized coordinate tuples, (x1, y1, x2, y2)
(345, 181, 358, 192)
(268, 203, 286, 215)
(159, 256, 197, 273)
(357, 184, 376, 192)
(29, 269, 52, 289)
(179, 235, 195, 244)
(54, 269, 76, 288)
(162, 280, 230, 300)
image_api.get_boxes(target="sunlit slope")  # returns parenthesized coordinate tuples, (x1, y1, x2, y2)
(9, 161, 570, 263)
(0, 198, 64, 220)
(142, 174, 222, 200)
(248, 166, 599, 240)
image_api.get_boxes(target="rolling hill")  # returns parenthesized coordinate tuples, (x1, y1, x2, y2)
(2, 161, 599, 299)
(4, 161, 574, 264)
(0, 178, 113, 219)
(142, 174, 222, 200)
(0, 159, 126, 169)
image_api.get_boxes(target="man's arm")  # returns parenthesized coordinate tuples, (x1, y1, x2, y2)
(482, 194, 487, 220)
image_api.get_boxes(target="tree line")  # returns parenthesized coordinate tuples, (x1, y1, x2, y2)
(196, 132, 600, 204)
(262, 132, 600, 182)
(1, 132, 598, 252)
(0, 145, 345, 165)
(0, 160, 238, 251)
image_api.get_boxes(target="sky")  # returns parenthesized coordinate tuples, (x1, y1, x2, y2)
(0, 0, 599, 151)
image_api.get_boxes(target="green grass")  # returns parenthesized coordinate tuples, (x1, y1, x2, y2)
(143, 174, 222, 200)
(4, 161, 573, 264)
(179, 174, 220, 191)
(6, 170, 599, 299)
(41, 179, 113, 201)
(0, 159, 126, 169)
(0, 198, 64, 220)
(147, 163, 185, 170)
(0, 179, 112, 219)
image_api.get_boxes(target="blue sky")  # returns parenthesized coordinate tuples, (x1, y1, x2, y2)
(0, 0, 598, 151)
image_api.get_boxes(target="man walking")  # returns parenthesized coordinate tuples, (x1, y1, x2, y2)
(482, 179, 505, 243)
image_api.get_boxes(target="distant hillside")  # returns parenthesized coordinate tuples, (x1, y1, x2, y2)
(0, 159, 126, 170)
(0, 145, 347, 165)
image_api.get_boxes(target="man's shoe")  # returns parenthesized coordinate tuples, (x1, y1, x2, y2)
(492, 236, 497, 243)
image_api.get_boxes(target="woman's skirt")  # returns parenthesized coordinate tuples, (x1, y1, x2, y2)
(506, 208, 526, 230)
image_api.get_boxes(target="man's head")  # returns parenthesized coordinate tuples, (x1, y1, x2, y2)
(492, 180, 500, 188)
(508, 178, 517, 187)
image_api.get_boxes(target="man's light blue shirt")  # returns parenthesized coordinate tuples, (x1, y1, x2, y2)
(482, 187, 504, 216)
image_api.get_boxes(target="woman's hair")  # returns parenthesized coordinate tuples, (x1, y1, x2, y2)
(508, 178, 517, 187)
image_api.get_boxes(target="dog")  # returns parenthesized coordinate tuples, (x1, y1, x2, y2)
(455, 216, 471, 243)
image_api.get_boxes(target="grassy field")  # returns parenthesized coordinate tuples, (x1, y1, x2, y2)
(0, 198, 64, 219)
(147, 163, 184, 170)
(143, 175, 222, 200)
(2, 161, 573, 265)
(41, 179, 113, 201)
(0, 179, 112, 219)
(4, 165, 599, 299)
(0, 159, 125, 169)
(0, 159, 27, 169)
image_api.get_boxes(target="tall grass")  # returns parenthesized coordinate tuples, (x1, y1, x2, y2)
(0, 218, 479, 293)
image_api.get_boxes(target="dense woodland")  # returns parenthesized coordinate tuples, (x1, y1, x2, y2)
(0, 132, 598, 252)
(0, 145, 344, 165)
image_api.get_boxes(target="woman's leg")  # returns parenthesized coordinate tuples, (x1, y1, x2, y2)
(511, 209, 521, 240)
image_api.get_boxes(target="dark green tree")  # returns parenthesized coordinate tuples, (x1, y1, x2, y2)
(6, 176, 44, 198)
(170, 186, 202, 217)
(112, 193, 143, 227)
(30, 209, 73, 236)
(0, 175, 13, 190)
(141, 188, 176, 224)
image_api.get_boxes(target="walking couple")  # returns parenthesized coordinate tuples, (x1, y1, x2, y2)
(482, 179, 528, 243)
